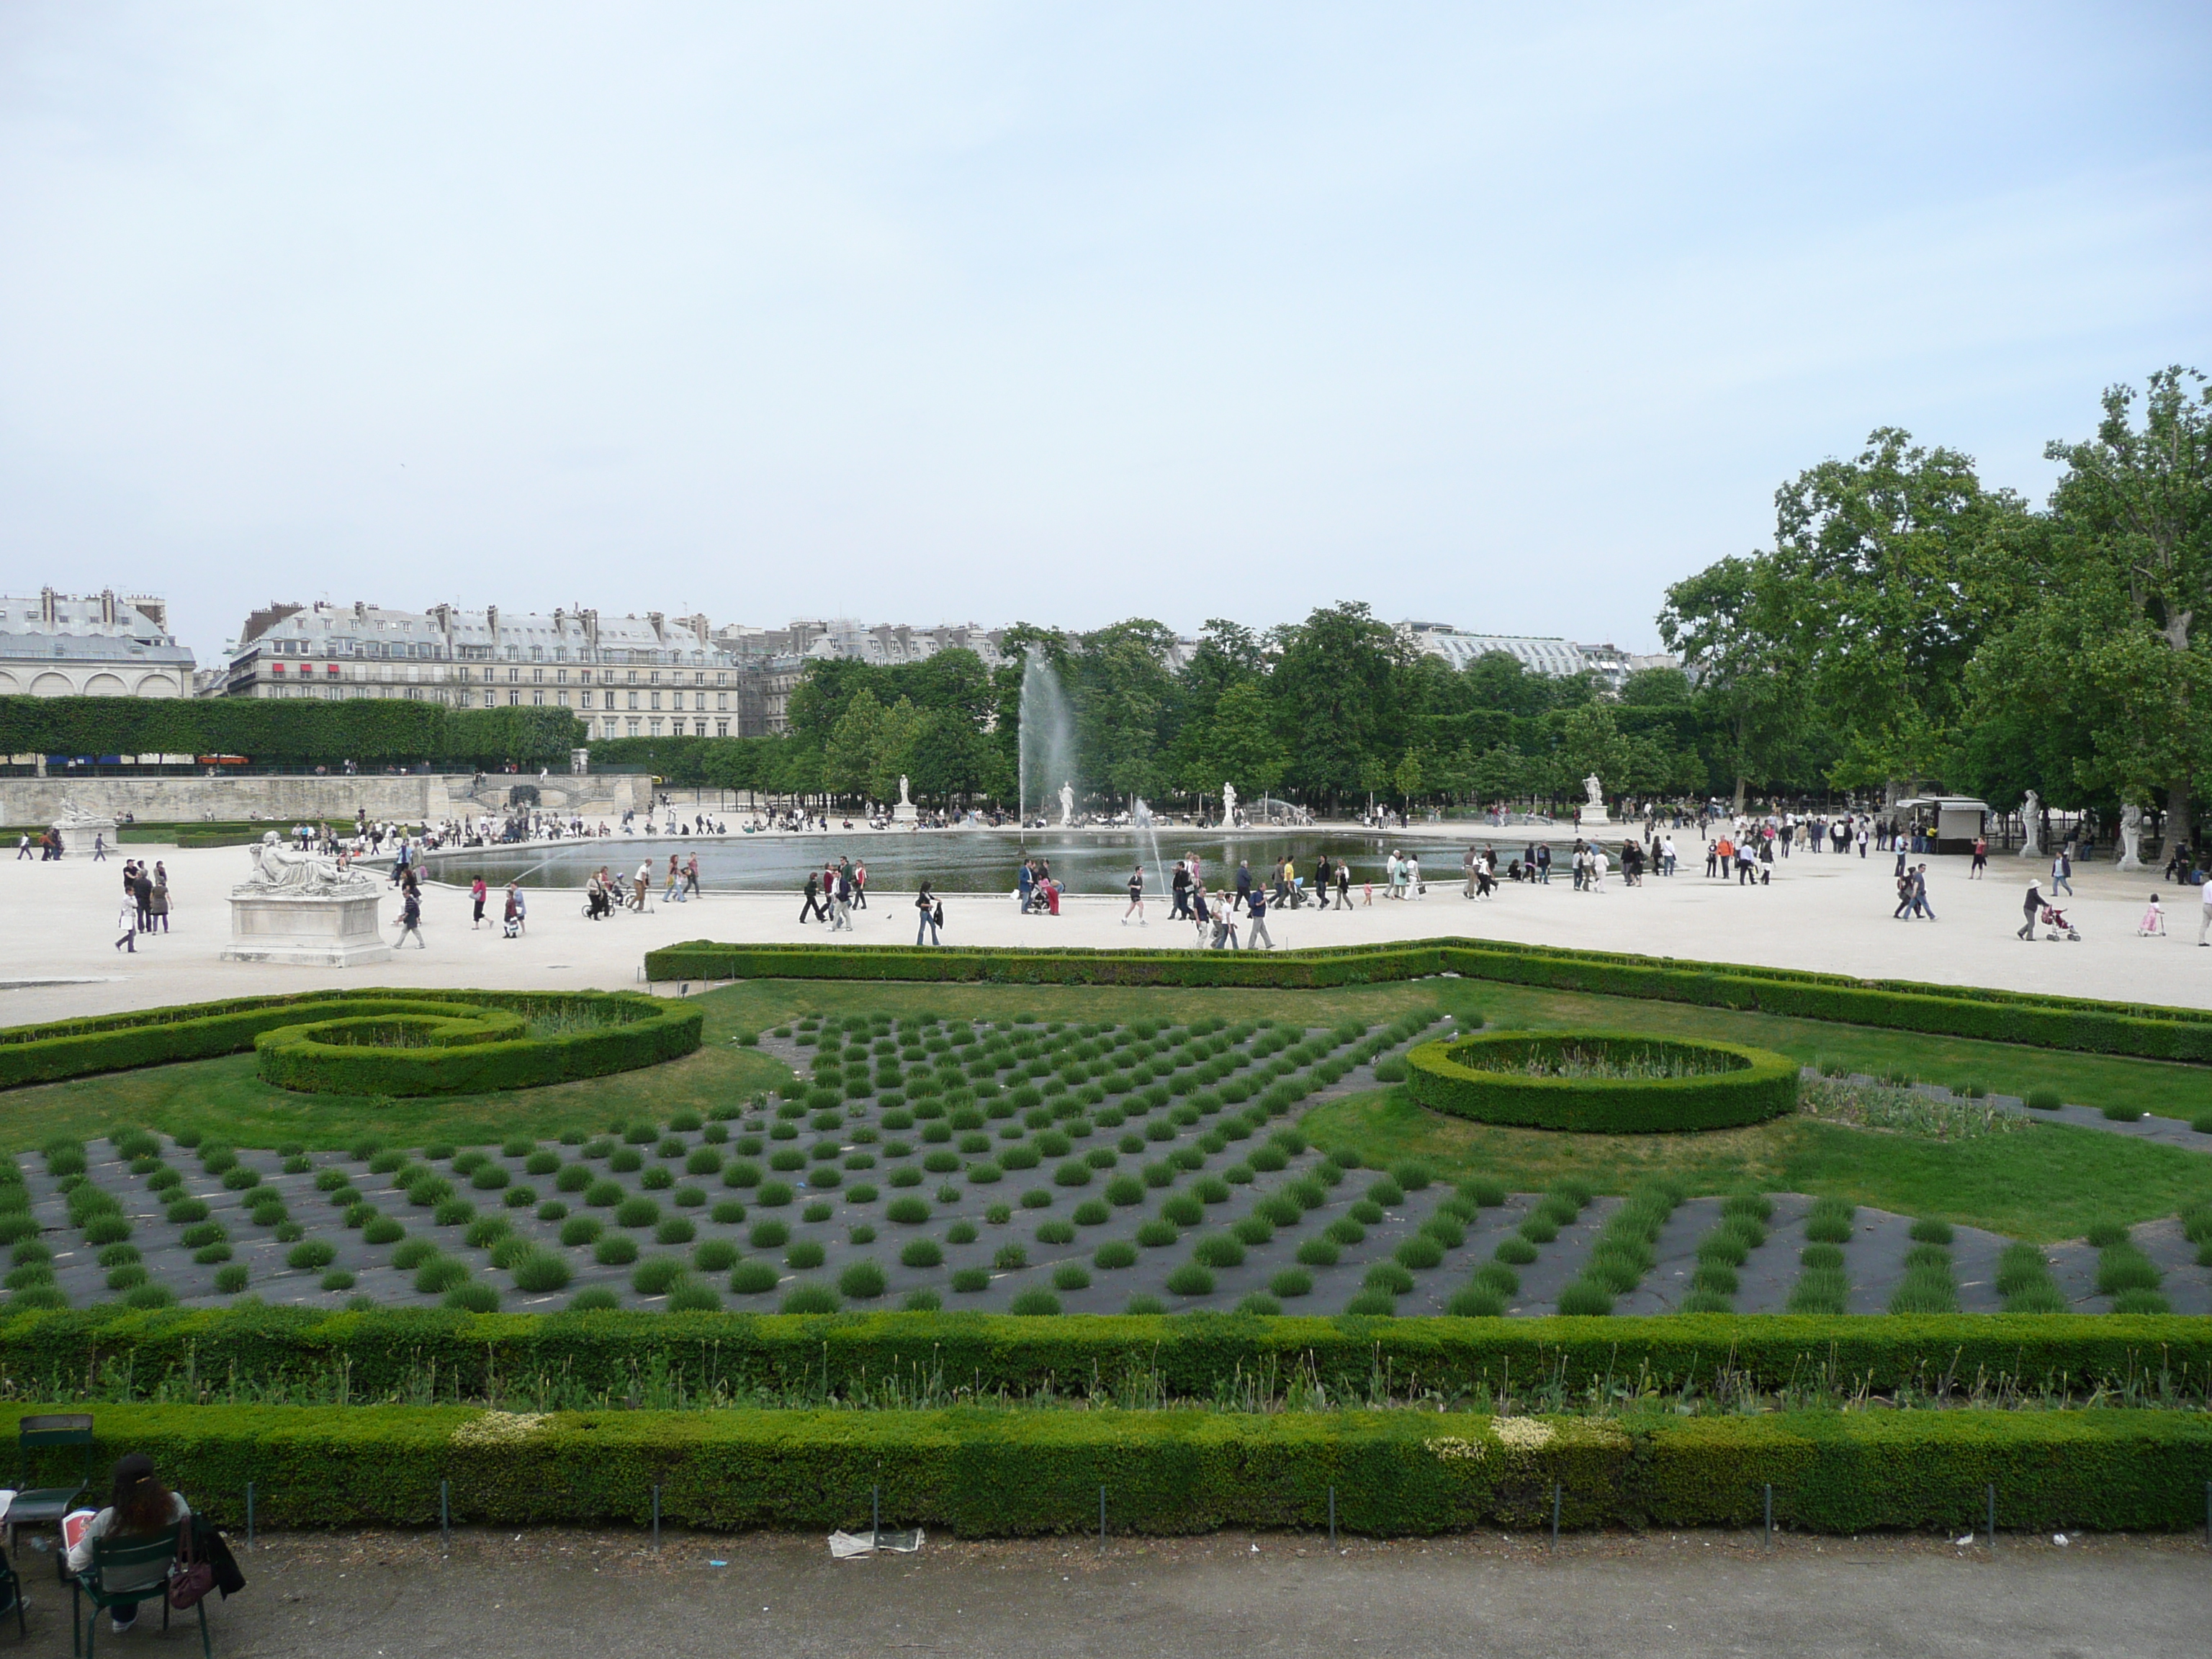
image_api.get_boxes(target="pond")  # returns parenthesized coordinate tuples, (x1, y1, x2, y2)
(418, 827, 1537, 895)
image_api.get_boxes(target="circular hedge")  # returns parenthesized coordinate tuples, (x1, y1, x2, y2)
(1404, 1030, 1798, 1133)
(253, 991, 702, 1096)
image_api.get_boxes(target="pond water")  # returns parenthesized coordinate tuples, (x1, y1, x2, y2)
(418, 827, 1540, 894)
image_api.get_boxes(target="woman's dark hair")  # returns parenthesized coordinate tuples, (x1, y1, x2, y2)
(109, 1454, 174, 1535)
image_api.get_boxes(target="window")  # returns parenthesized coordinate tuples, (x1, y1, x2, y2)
(532, 668, 544, 683)
(715, 719, 729, 737)
(555, 669, 567, 684)
(716, 693, 728, 711)
(626, 719, 640, 737)
(508, 667, 520, 683)
(557, 691, 570, 707)
(533, 691, 544, 706)
(649, 692, 661, 711)
(648, 718, 663, 736)
(508, 690, 520, 706)
(626, 691, 639, 710)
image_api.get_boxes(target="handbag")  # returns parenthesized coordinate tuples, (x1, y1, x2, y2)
(167, 1523, 215, 1611)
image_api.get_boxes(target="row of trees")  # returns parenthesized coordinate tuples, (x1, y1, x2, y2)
(1662, 366, 2212, 828)
(593, 608, 1714, 815)
(0, 697, 581, 772)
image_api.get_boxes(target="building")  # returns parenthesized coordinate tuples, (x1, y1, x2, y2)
(711, 619, 1009, 732)
(0, 589, 194, 698)
(1395, 621, 1676, 692)
(219, 601, 770, 740)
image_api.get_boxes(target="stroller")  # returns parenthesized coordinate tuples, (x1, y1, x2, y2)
(2040, 902, 2080, 942)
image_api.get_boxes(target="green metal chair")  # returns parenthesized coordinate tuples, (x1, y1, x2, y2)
(0, 1542, 26, 1640)
(71, 1521, 207, 1659)
(9, 1414, 92, 1557)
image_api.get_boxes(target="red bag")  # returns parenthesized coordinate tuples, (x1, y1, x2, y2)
(168, 1524, 214, 1611)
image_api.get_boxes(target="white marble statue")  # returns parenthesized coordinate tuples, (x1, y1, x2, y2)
(242, 830, 374, 896)
(898, 774, 911, 806)
(1583, 773, 1604, 809)
(2020, 790, 2044, 858)
(1058, 781, 1075, 827)
(2118, 802, 2144, 871)
(1222, 781, 1238, 825)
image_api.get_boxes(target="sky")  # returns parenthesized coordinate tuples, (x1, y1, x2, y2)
(2, 3, 2208, 667)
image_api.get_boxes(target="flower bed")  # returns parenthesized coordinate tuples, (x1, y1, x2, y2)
(1404, 1032, 1799, 1132)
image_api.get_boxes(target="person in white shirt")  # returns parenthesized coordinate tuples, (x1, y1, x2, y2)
(66, 1454, 192, 1636)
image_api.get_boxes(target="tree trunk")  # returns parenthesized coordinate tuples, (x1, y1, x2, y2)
(2168, 780, 2192, 855)
(1731, 773, 1747, 815)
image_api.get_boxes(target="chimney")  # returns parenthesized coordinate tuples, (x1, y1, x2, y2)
(486, 605, 500, 648)
(580, 608, 598, 648)
(40, 588, 57, 628)
(647, 611, 665, 644)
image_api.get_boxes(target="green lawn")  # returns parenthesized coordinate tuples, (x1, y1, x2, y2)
(6, 976, 2211, 1242)
(1297, 1088, 2212, 1241)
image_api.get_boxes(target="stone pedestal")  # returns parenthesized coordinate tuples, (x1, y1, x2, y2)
(893, 802, 920, 824)
(222, 889, 392, 967)
(53, 816, 117, 856)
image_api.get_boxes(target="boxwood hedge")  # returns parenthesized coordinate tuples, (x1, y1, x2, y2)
(25, 1401, 2212, 1537)
(1406, 1032, 1799, 1132)
(641, 939, 2212, 1064)
(0, 989, 699, 1094)
(7, 1307, 2209, 1405)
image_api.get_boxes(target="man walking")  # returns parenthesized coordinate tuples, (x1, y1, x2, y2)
(1245, 881, 1273, 950)
(2051, 849, 2074, 896)
(1463, 845, 1478, 899)
(2019, 878, 2044, 941)
(1910, 864, 1936, 920)
(799, 869, 824, 924)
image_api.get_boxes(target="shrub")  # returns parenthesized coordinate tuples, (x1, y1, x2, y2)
(781, 1284, 840, 1314)
(559, 1218, 603, 1247)
(1803, 1197, 1856, 1245)
(286, 1240, 336, 1271)
(1007, 1288, 1062, 1316)
(446, 1282, 501, 1313)
(1395, 1236, 1444, 1271)
(320, 1270, 356, 1292)
(1192, 1236, 1246, 1269)
(786, 1241, 827, 1271)
(1295, 1238, 1340, 1267)
(1342, 1291, 1395, 1316)
(214, 1264, 250, 1294)
(631, 1257, 684, 1296)
(900, 1239, 944, 1269)
(1052, 1264, 1092, 1292)
(1909, 1218, 1955, 1246)
(667, 1280, 722, 1313)
(594, 1235, 640, 1267)
(614, 1198, 660, 1229)
(1164, 1264, 1215, 1297)
(886, 1197, 930, 1226)
(1363, 1262, 1415, 1295)
(1269, 1268, 1313, 1298)
(729, 1261, 780, 1295)
(1447, 1287, 1505, 1316)
(2025, 1088, 2062, 1110)
(1555, 1280, 1614, 1316)
(950, 1267, 990, 1293)
(513, 1252, 572, 1293)
(993, 1244, 1028, 1270)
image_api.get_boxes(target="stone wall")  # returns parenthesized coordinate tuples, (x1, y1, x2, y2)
(0, 771, 653, 827)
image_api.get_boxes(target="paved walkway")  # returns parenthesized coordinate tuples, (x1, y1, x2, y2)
(14, 1527, 2199, 1659)
(3, 840, 2203, 1028)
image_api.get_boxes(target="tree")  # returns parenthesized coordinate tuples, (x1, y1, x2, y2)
(2033, 367, 2212, 834)
(1272, 603, 1413, 809)
(1658, 555, 1818, 811)
(1187, 680, 1286, 802)
(823, 689, 884, 801)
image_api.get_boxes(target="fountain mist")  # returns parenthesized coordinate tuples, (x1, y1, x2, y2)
(1017, 649, 1077, 827)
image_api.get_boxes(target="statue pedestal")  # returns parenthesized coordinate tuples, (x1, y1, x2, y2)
(892, 803, 918, 824)
(53, 817, 117, 855)
(222, 889, 391, 967)
(1579, 809, 1612, 830)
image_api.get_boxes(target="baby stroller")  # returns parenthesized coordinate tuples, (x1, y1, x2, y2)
(2041, 902, 2080, 942)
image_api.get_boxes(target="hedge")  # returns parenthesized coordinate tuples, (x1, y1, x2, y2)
(0, 989, 700, 1093)
(1405, 1032, 1799, 1132)
(252, 994, 702, 1096)
(19, 1402, 2211, 1536)
(0, 695, 580, 771)
(9, 1307, 2210, 1406)
(642, 939, 2212, 1064)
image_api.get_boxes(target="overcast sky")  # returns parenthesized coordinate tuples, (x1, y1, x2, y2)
(3, 3, 2207, 665)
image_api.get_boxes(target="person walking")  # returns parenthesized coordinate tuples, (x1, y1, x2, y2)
(132, 863, 153, 932)
(799, 869, 824, 924)
(1123, 864, 1147, 925)
(2019, 878, 2044, 941)
(1462, 845, 1478, 899)
(1245, 881, 1273, 950)
(915, 881, 942, 945)
(471, 876, 488, 929)
(149, 863, 170, 933)
(632, 861, 651, 911)
(851, 859, 868, 909)
(113, 889, 138, 953)
(396, 883, 426, 948)
(92, 830, 107, 862)
(1911, 863, 1937, 920)
(2139, 891, 2167, 936)
(1969, 835, 1987, 878)
(2051, 849, 2074, 897)
(1536, 842, 1551, 884)
(14, 832, 29, 860)
(1335, 859, 1351, 909)
(503, 883, 526, 936)
(1234, 859, 1253, 914)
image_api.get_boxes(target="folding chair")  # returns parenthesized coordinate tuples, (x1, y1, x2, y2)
(9, 1415, 92, 1559)
(71, 1521, 208, 1659)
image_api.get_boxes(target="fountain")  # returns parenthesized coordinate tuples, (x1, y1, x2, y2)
(1132, 796, 1169, 907)
(1017, 649, 1077, 830)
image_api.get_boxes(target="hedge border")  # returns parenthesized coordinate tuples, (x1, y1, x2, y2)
(8, 1307, 2209, 1406)
(1404, 1031, 1799, 1132)
(252, 994, 701, 1096)
(0, 989, 701, 1093)
(24, 1401, 2212, 1536)
(642, 938, 2212, 1065)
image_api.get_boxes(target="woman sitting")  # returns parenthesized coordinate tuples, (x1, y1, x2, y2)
(66, 1454, 192, 1637)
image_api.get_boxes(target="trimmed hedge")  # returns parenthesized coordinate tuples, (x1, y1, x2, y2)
(641, 939, 2212, 1065)
(253, 994, 701, 1097)
(1406, 1032, 1798, 1133)
(6, 1307, 2209, 1405)
(0, 989, 700, 1094)
(19, 1402, 2211, 1536)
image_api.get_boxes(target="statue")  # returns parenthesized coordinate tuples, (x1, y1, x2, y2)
(1058, 781, 1075, 827)
(2117, 802, 2144, 871)
(241, 830, 374, 896)
(1583, 773, 1604, 809)
(1222, 781, 1238, 826)
(898, 774, 911, 806)
(2020, 791, 2043, 858)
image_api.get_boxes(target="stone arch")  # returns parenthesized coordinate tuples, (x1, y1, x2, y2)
(132, 673, 180, 698)
(81, 673, 128, 697)
(0, 670, 19, 696)
(29, 673, 73, 698)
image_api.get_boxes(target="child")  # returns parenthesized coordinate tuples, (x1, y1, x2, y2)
(1362, 879, 1374, 907)
(2139, 892, 2167, 936)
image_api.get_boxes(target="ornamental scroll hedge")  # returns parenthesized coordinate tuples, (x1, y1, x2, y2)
(0, 989, 700, 1094)
(1403, 1032, 1800, 1133)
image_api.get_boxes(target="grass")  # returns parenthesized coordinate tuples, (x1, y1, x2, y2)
(1299, 1086, 2212, 1241)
